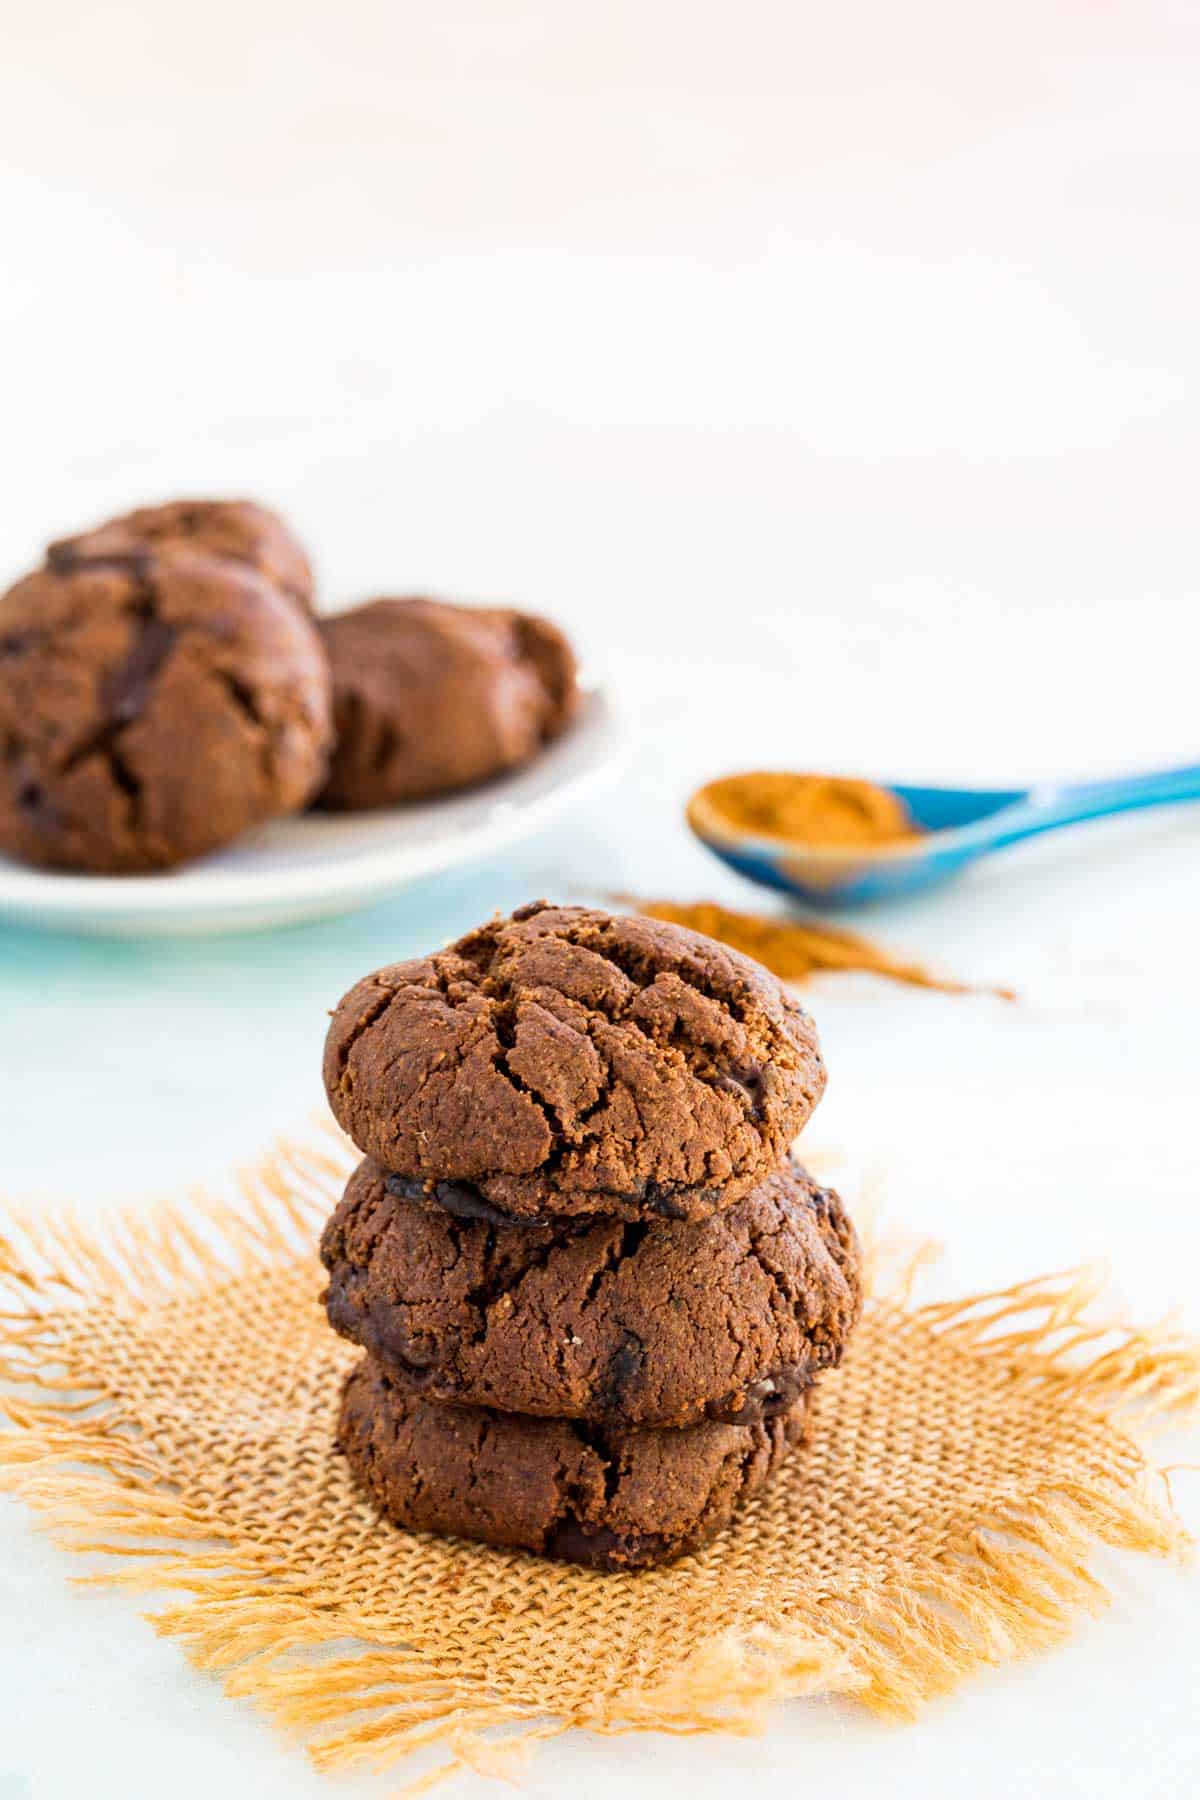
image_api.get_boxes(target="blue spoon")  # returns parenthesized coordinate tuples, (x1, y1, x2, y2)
(687, 762, 1200, 908)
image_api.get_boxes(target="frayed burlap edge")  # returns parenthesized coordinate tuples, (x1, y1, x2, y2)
(0, 1135, 1196, 1794)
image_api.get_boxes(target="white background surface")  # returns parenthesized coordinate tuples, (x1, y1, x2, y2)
(1, 2, 1198, 1794)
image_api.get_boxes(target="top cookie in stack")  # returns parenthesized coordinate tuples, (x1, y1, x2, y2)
(323, 900, 827, 1223)
(321, 901, 860, 1570)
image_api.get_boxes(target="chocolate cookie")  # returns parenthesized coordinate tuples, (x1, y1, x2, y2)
(322, 1156, 859, 1427)
(323, 903, 826, 1221)
(316, 597, 578, 810)
(47, 498, 315, 611)
(338, 1355, 809, 1569)
(0, 551, 332, 872)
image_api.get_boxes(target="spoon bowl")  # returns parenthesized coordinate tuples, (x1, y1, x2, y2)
(687, 763, 1200, 908)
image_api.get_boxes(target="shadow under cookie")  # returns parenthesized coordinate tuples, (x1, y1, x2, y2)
(337, 1355, 811, 1571)
(322, 1156, 861, 1428)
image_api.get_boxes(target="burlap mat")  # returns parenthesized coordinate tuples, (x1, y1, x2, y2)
(1, 1135, 1196, 1794)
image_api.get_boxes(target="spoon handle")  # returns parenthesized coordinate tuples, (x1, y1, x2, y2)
(989, 761, 1200, 849)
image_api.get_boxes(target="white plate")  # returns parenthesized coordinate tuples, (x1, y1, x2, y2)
(0, 686, 625, 937)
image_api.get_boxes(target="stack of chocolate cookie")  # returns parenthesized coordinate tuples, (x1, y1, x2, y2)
(320, 902, 860, 1570)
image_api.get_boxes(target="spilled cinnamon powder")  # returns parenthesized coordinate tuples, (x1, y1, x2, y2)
(633, 898, 1014, 999)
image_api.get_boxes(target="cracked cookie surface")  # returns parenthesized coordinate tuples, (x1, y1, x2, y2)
(338, 1354, 810, 1569)
(0, 550, 332, 871)
(47, 497, 315, 610)
(323, 1155, 860, 1427)
(322, 902, 827, 1220)
(316, 597, 578, 810)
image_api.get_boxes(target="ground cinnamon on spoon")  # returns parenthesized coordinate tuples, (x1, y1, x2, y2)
(632, 898, 1014, 1000)
(690, 772, 924, 848)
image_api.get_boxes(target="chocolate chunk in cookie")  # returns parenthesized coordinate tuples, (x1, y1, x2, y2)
(47, 498, 314, 611)
(316, 597, 578, 810)
(322, 1155, 860, 1427)
(0, 550, 332, 872)
(323, 903, 826, 1220)
(337, 1355, 809, 1569)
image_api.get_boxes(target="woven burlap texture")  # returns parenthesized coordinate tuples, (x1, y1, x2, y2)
(1, 1136, 1196, 1795)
